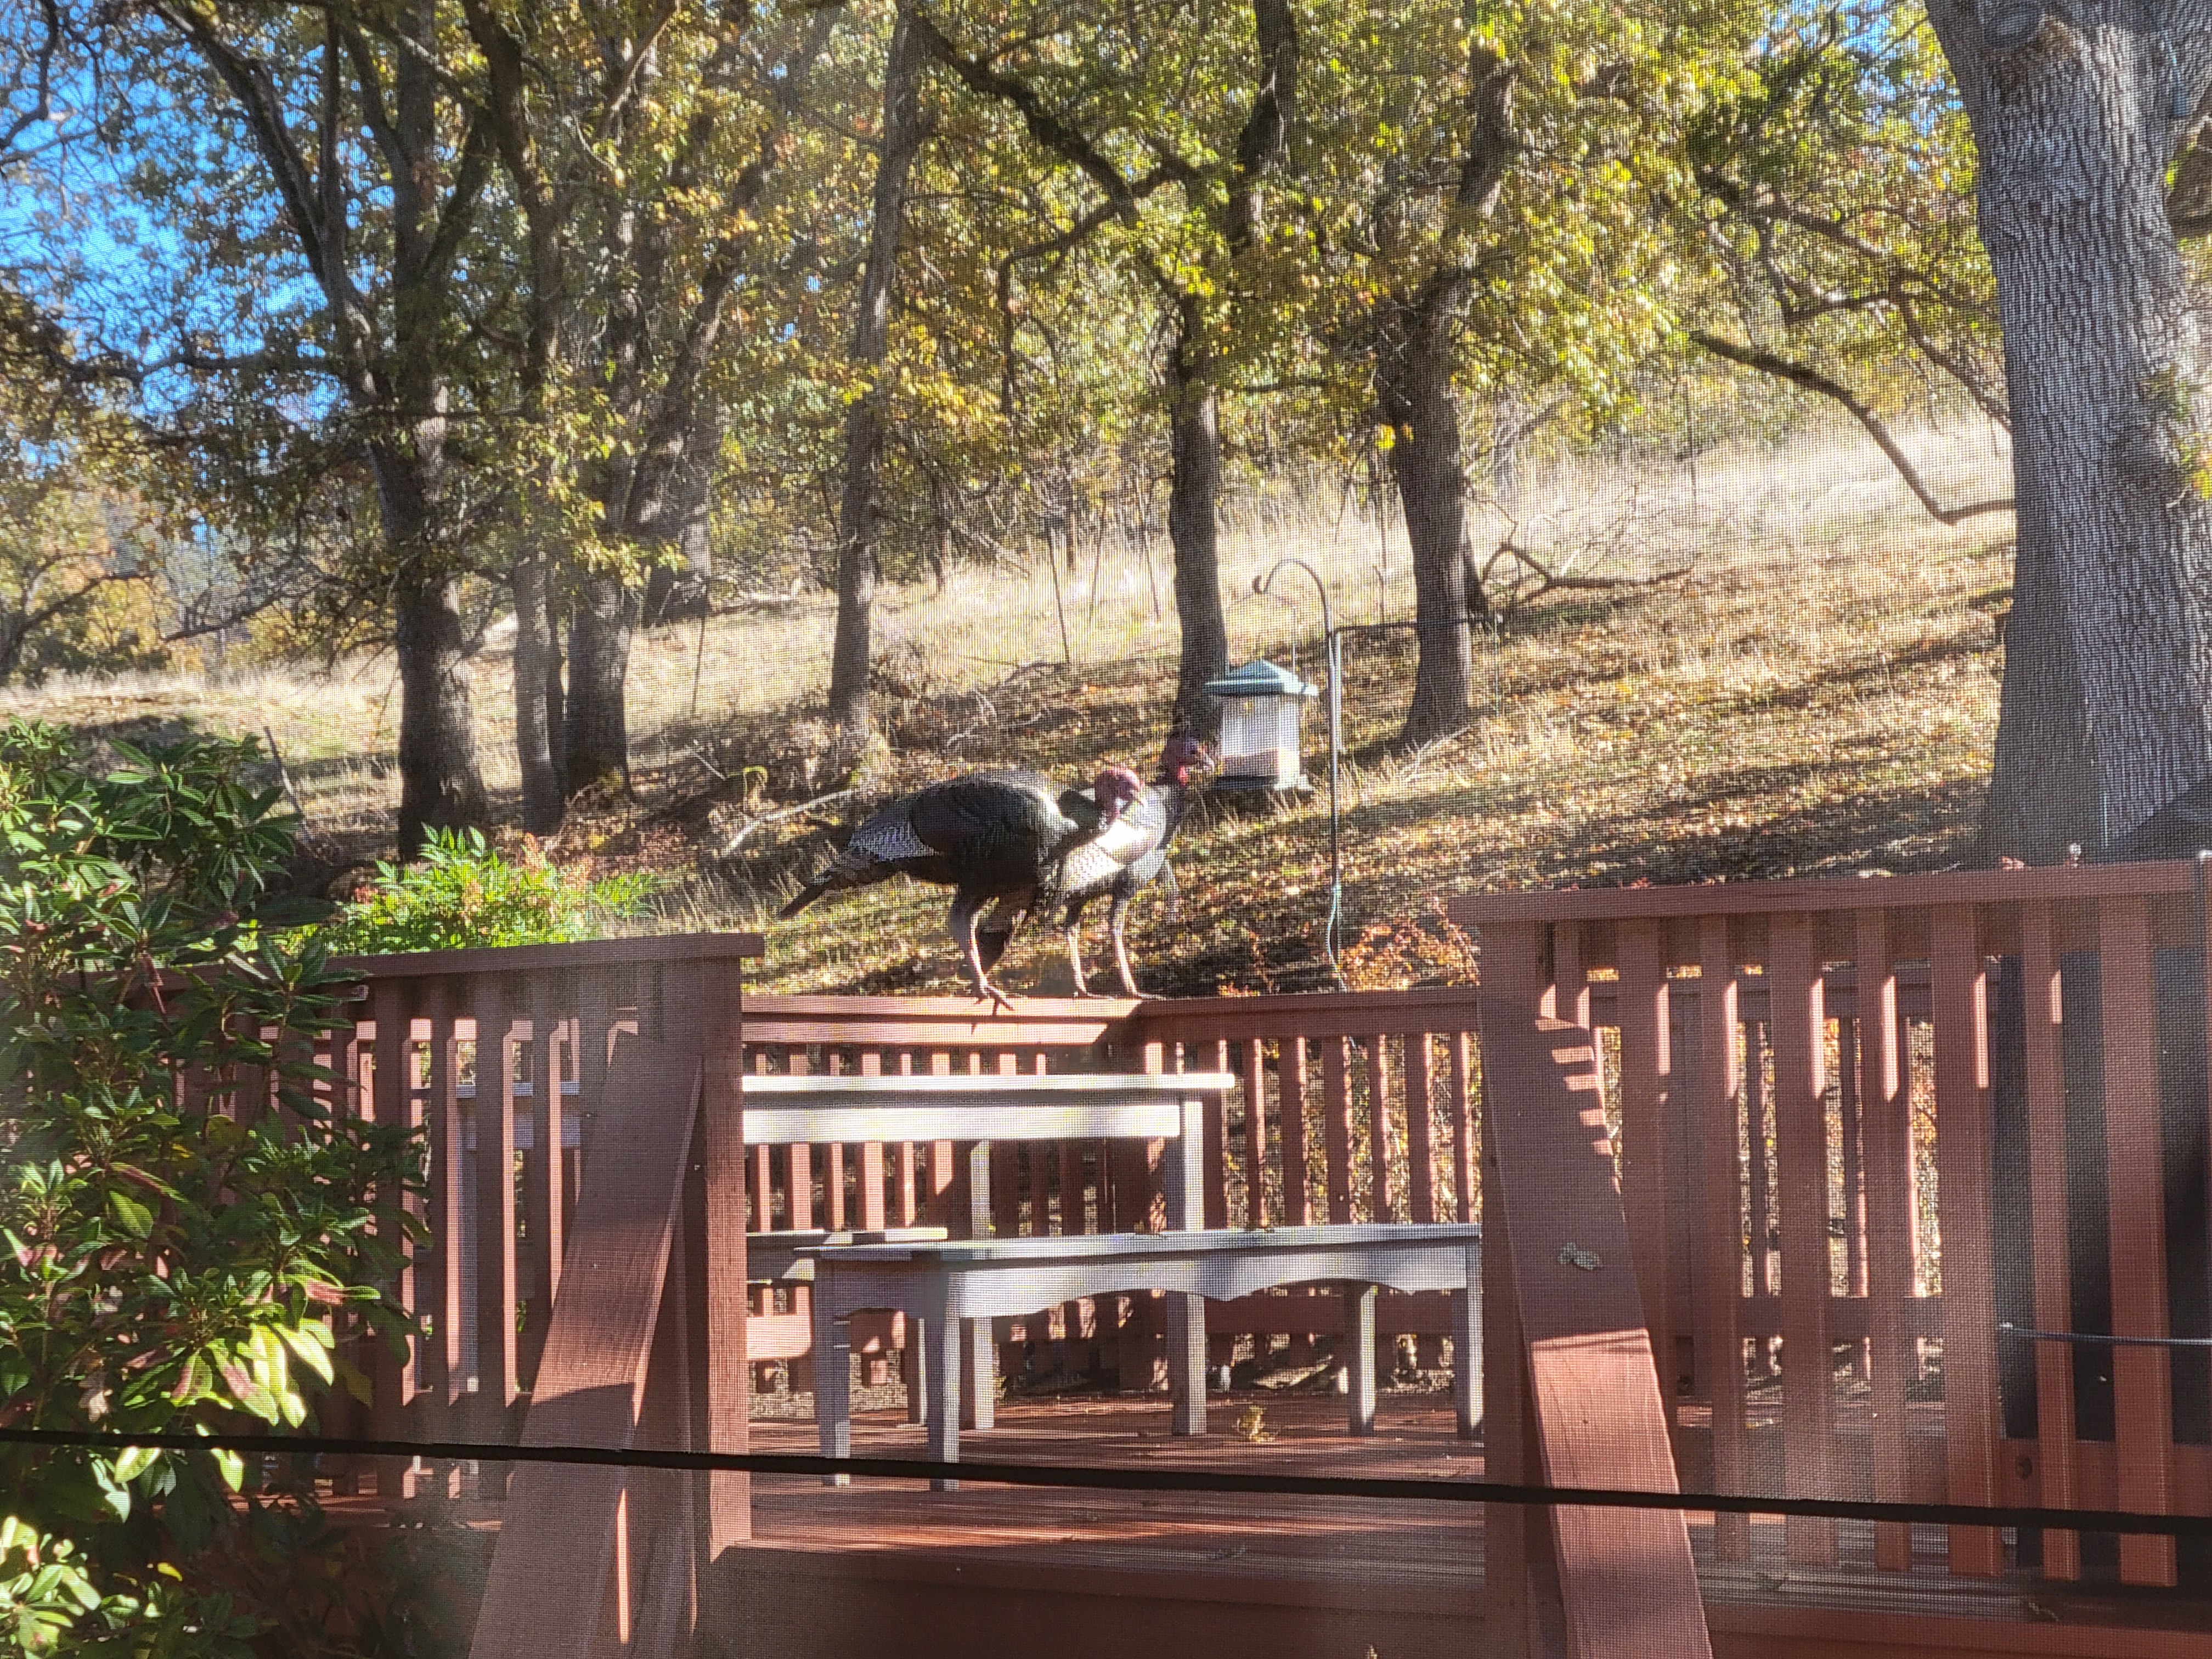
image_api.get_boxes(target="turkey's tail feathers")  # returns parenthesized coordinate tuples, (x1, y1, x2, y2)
(776, 883, 826, 921)
(778, 840, 900, 918)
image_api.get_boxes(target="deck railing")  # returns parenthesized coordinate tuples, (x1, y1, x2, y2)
(1453, 860, 2212, 1594)
(267, 935, 757, 1499)
(150, 870, 2212, 1655)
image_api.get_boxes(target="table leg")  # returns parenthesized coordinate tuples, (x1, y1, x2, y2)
(927, 1281, 961, 1492)
(961, 1317, 995, 1431)
(1168, 1292, 1206, 1436)
(1347, 1283, 1378, 1437)
(1454, 1248, 1483, 1440)
(812, 1288, 851, 1486)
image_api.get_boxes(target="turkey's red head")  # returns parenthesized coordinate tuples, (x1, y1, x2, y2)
(1091, 765, 1144, 823)
(1156, 735, 1215, 787)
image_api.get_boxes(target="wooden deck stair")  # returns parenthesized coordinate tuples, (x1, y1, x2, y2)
(1478, 1001, 1715, 1659)
(469, 1035, 707, 1659)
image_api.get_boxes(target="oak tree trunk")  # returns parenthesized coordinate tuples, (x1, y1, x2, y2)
(828, 5, 929, 740)
(1166, 311, 1231, 736)
(510, 549, 565, 833)
(640, 402, 721, 628)
(1984, 503, 2101, 863)
(392, 569, 486, 856)
(371, 397, 486, 855)
(1379, 309, 1480, 747)
(565, 570, 637, 795)
(1931, 2, 2212, 843)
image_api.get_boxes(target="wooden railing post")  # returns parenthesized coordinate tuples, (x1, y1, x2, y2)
(698, 956, 752, 1561)
(1475, 918, 1547, 1659)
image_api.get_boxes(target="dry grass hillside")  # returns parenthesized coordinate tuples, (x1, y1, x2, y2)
(1, 415, 2016, 996)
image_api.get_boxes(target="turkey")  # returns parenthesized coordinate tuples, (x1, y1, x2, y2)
(1046, 733, 1214, 998)
(778, 764, 1144, 1007)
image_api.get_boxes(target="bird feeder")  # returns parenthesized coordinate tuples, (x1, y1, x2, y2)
(1204, 659, 1318, 793)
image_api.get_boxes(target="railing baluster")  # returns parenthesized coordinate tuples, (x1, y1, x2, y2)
(369, 978, 410, 1499)
(1242, 1037, 1269, 1231)
(1200, 1037, 1231, 1230)
(425, 981, 465, 1454)
(1404, 1030, 1443, 1371)
(1406, 1031, 1435, 1226)
(991, 1053, 1024, 1379)
(1838, 1014, 1868, 1362)
(522, 973, 567, 1393)
(1698, 918, 1750, 1564)
(1322, 1036, 1353, 1223)
(2096, 895, 2179, 1587)
(1932, 904, 2004, 1578)
(787, 1046, 814, 1231)
(1282, 1036, 1313, 1228)
(896, 1049, 919, 1228)
(1771, 912, 1838, 1568)
(473, 976, 521, 1488)
(1365, 1033, 1395, 1224)
(2020, 900, 2080, 1581)
(1617, 919, 1680, 1467)
(1448, 1032, 1475, 1226)
(1744, 1018, 1775, 1378)
(1859, 909, 1916, 1575)
(857, 1049, 887, 1231)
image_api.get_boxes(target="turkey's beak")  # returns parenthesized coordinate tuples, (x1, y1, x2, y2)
(1195, 743, 1220, 776)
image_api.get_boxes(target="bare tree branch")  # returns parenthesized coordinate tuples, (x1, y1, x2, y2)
(906, 5, 1176, 219)
(1688, 329, 2015, 526)
(0, 0, 65, 171)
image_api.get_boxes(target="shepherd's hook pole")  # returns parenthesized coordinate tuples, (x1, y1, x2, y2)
(1255, 558, 1343, 984)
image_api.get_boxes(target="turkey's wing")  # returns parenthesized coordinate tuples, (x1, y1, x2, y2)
(908, 771, 1061, 866)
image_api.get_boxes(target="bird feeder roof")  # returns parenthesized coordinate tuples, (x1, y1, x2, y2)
(1203, 659, 1318, 699)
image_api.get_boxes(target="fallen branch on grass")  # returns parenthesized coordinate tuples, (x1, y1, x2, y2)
(719, 788, 862, 858)
(1482, 538, 1694, 609)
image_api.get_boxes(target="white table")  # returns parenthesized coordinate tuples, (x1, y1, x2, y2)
(802, 1223, 1483, 1489)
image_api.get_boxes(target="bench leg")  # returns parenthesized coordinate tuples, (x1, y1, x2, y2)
(928, 1289, 961, 1491)
(1168, 1292, 1206, 1436)
(905, 1314, 929, 1426)
(1347, 1284, 1378, 1437)
(813, 1293, 851, 1486)
(1454, 1254, 1483, 1439)
(961, 1317, 995, 1432)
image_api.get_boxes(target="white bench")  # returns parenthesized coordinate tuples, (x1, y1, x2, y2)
(740, 1069, 1238, 1417)
(746, 1227, 950, 1285)
(802, 1223, 1483, 1489)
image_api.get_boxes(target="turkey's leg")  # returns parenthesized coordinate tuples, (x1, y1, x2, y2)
(950, 891, 1014, 1010)
(1109, 893, 1147, 999)
(975, 889, 1028, 975)
(1063, 898, 1094, 997)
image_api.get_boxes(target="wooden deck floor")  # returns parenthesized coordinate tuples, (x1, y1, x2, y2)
(728, 1392, 2212, 1659)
